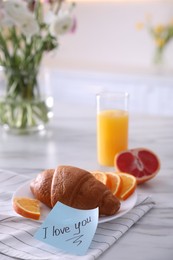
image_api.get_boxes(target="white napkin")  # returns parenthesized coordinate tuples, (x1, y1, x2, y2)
(0, 169, 155, 260)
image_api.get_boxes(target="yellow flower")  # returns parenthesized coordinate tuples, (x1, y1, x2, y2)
(136, 22, 144, 31)
(169, 18, 173, 26)
(145, 13, 152, 22)
(154, 25, 165, 34)
(155, 38, 165, 48)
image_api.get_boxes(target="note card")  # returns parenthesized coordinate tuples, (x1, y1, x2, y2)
(34, 202, 99, 255)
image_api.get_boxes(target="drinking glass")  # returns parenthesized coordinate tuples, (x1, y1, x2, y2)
(96, 92, 129, 167)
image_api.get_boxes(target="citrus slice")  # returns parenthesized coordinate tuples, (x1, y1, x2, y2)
(105, 172, 122, 196)
(13, 197, 40, 220)
(114, 148, 160, 184)
(91, 171, 107, 185)
(116, 173, 137, 200)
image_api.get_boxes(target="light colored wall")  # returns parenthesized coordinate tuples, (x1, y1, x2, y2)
(43, 0, 173, 75)
(40, 68, 173, 116)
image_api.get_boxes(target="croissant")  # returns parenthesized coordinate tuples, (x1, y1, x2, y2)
(30, 169, 54, 208)
(30, 165, 120, 216)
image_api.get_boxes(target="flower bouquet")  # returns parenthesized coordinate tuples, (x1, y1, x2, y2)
(0, 0, 75, 133)
(149, 21, 173, 64)
(137, 17, 173, 65)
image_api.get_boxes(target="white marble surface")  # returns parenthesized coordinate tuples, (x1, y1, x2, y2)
(0, 72, 173, 259)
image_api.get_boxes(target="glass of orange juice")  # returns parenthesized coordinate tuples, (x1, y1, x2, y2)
(96, 92, 129, 167)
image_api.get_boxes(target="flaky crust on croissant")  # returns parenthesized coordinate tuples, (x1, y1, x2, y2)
(30, 169, 54, 208)
(30, 165, 120, 216)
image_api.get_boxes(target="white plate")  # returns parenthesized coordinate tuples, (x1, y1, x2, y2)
(12, 180, 137, 224)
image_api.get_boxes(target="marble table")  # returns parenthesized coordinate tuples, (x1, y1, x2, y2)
(0, 99, 173, 260)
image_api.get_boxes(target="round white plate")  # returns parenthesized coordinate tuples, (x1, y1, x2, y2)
(12, 180, 137, 224)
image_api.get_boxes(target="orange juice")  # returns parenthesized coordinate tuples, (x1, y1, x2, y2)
(97, 109, 129, 166)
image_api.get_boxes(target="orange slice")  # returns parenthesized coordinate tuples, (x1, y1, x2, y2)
(117, 173, 137, 200)
(13, 197, 40, 220)
(105, 172, 122, 196)
(91, 171, 107, 185)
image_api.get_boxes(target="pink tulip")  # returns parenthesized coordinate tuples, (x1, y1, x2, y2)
(70, 16, 77, 33)
(0, 9, 4, 22)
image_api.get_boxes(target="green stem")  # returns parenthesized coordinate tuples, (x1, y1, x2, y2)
(154, 47, 164, 65)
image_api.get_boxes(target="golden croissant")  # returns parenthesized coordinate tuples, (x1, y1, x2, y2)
(30, 165, 120, 216)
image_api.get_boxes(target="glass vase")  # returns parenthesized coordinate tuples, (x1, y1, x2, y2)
(0, 66, 53, 134)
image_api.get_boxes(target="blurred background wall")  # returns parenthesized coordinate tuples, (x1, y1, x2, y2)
(43, 0, 173, 76)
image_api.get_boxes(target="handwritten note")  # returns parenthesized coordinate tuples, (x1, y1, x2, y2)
(34, 202, 99, 255)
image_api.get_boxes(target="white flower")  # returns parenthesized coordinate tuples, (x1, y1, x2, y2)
(3, 0, 39, 37)
(20, 16, 40, 38)
(0, 0, 3, 7)
(0, 12, 14, 27)
(49, 10, 74, 37)
(0, 8, 4, 22)
(44, 10, 55, 25)
(3, 0, 29, 24)
(0, 5, 14, 27)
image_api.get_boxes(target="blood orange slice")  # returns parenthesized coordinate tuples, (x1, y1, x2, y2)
(114, 148, 160, 184)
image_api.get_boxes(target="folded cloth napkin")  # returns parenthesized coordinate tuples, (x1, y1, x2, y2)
(0, 169, 155, 260)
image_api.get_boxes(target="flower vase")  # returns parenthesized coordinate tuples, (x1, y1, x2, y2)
(0, 67, 53, 134)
